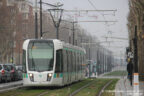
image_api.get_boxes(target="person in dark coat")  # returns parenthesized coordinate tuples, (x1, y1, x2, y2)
(127, 58, 133, 86)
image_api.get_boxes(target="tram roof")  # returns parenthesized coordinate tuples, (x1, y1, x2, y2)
(23, 39, 86, 53)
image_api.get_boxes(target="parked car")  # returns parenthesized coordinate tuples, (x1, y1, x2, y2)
(6, 64, 17, 81)
(0, 64, 11, 82)
(0, 65, 2, 82)
(15, 65, 22, 80)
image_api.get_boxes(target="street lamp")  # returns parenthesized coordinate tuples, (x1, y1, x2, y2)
(48, 8, 63, 39)
(35, 0, 38, 39)
(39, 1, 63, 39)
(38, 1, 64, 39)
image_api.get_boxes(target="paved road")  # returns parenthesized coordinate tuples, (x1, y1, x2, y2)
(0, 80, 23, 92)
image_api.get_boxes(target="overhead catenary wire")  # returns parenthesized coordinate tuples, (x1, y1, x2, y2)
(87, 0, 97, 10)
(87, 0, 106, 20)
(87, 0, 116, 27)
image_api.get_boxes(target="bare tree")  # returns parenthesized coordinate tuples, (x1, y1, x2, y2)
(128, 0, 144, 79)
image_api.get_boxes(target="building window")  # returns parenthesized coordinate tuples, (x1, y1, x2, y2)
(21, 3, 25, 11)
(22, 13, 28, 19)
(0, 2, 3, 8)
(6, 0, 14, 6)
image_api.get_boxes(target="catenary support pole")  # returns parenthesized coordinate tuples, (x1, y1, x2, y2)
(40, 0, 42, 38)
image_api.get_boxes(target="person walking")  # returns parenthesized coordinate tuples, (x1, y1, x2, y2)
(127, 58, 133, 86)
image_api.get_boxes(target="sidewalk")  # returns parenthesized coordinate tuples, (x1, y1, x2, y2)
(97, 66, 144, 96)
(115, 77, 144, 96)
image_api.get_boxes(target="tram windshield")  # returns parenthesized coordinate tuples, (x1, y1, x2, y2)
(28, 41, 54, 72)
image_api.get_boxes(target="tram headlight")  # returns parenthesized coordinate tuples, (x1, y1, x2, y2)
(48, 73, 52, 77)
(29, 73, 33, 77)
(47, 73, 52, 81)
(29, 73, 34, 82)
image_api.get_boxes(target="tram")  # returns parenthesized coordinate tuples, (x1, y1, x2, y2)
(22, 39, 86, 86)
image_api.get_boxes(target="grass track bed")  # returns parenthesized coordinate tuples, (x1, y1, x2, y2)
(102, 79, 119, 96)
(0, 79, 119, 96)
(104, 71, 127, 76)
(74, 79, 112, 96)
(0, 79, 91, 96)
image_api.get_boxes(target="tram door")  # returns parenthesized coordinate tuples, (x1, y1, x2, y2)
(63, 50, 67, 84)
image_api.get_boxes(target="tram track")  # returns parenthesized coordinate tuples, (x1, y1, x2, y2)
(96, 80, 113, 96)
(69, 81, 94, 96)
(69, 79, 114, 96)
(0, 79, 117, 96)
(35, 81, 94, 96)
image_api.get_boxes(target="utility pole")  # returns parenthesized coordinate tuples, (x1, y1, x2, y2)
(88, 37, 91, 60)
(61, 20, 78, 45)
(40, 0, 42, 38)
(72, 22, 75, 45)
(97, 47, 99, 75)
(133, 25, 138, 72)
(102, 48, 104, 73)
(35, 0, 38, 39)
(133, 25, 139, 95)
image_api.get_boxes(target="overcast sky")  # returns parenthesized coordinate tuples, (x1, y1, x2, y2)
(30, 0, 129, 58)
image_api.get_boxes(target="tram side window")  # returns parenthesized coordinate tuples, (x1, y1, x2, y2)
(70, 51, 72, 72)
(77, 53, 79, 71)
(67, 51, 70, 72)
(22, 50, 27, 73)
(80, 54, 82, 71)
(66, 51, 69, 72)
(72, 52, 74, 72)
(81, 55, 82, 70)
(55, 50, 63, 73)
(82, 55, 85, 70)
(79, 54, 80, 71)
(73, 53, 76, 72)
(63, 50, 66, 72)
(76, 53, 78, 72)
(77, 54, 79, 71)
(79, 54, 81, 71)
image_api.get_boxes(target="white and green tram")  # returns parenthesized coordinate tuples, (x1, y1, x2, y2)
(22, 39, 86, 86)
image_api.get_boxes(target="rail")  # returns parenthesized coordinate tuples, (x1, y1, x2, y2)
(96, 80, 113, 96)
(69, 81, 94, 96)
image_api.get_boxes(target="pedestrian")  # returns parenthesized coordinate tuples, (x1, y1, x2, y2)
(127, 58, 133, 86)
